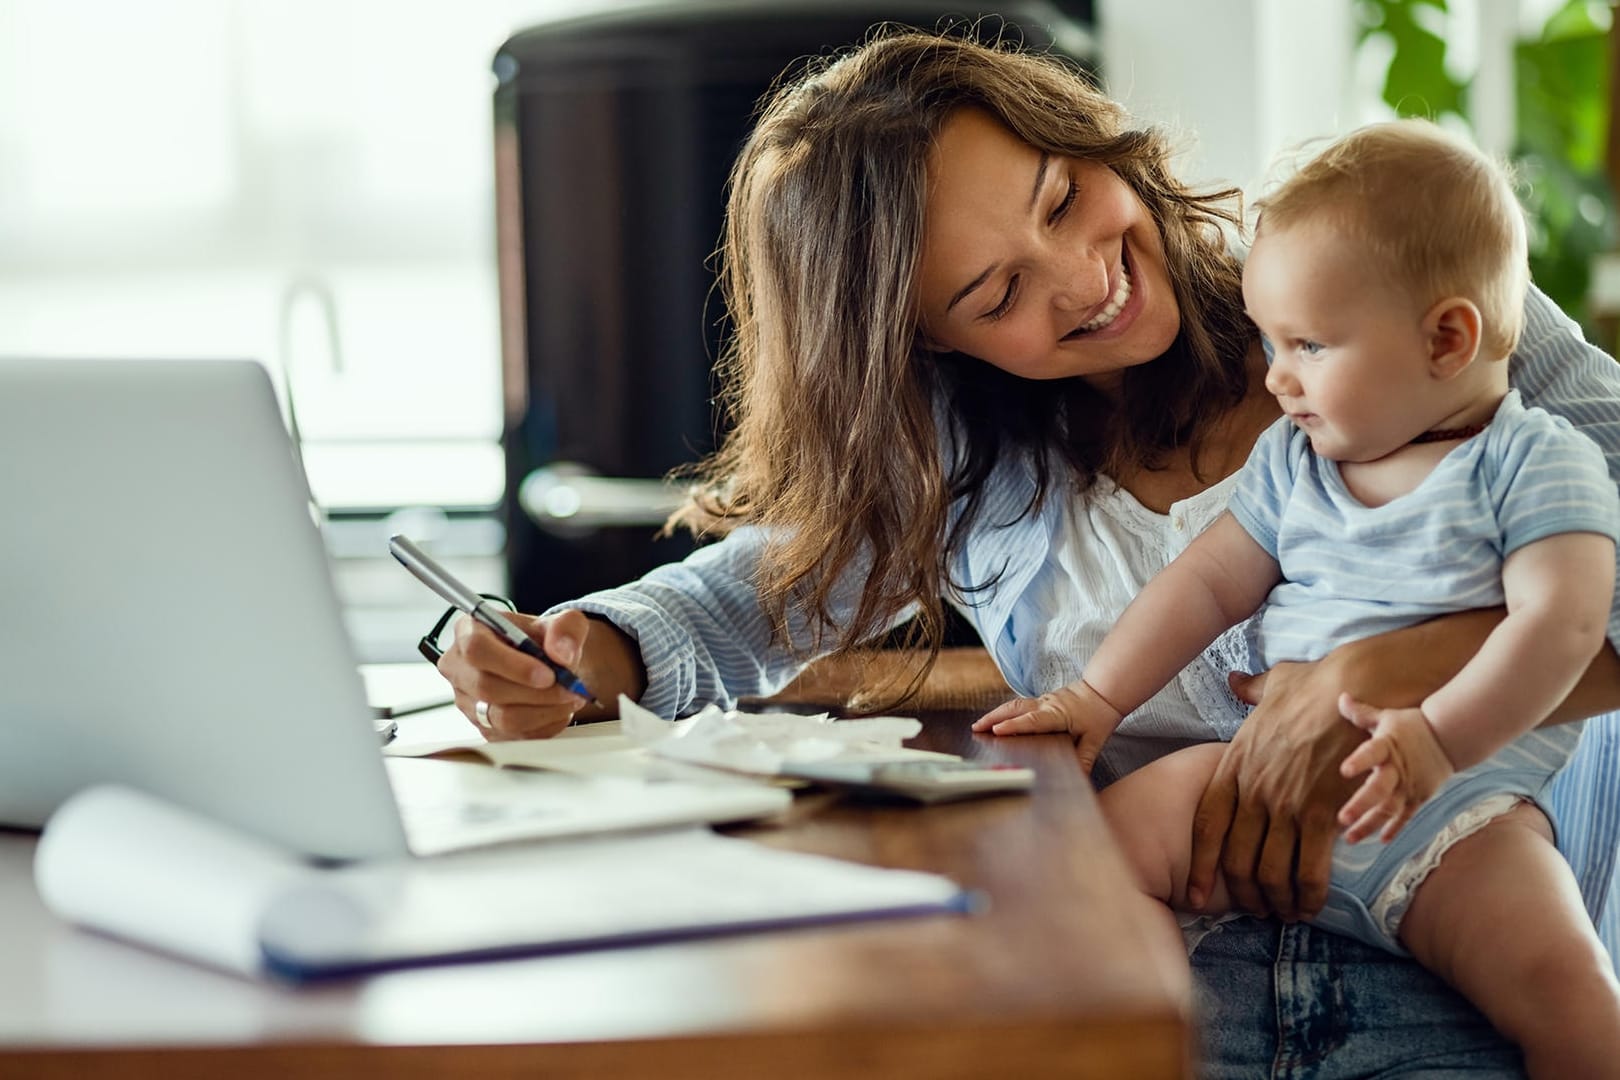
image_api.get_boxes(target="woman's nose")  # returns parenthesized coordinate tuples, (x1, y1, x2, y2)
(1049, 244, 1110, 313)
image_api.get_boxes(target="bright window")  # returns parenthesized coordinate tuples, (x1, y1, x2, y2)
(0, 0, 603, 511)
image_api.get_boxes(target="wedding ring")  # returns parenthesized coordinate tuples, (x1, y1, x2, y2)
(474, 700, 492, 726)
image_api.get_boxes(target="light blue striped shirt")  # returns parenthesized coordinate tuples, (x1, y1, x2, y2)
(1230, 391, 1619, 666)
(1225, 391, 1617, 945)
(552, 285, 1620, 955)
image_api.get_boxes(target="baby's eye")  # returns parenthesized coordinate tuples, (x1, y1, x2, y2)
(1297, 340, 1324, 356)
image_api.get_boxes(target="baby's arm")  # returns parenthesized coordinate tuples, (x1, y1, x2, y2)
(1338, 530, 1617, 842)
(975, 513, 1281, 771)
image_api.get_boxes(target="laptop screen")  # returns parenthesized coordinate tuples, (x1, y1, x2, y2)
(0, 358, 409, 860)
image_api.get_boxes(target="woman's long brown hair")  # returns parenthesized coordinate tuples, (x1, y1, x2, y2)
(668, 27, 1254, 707)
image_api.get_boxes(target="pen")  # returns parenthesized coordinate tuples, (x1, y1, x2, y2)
(387, 534, 594, 701)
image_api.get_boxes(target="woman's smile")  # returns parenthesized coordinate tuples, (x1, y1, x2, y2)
(916, 108, 1179, 385)
(1062, 243, 1141, 341)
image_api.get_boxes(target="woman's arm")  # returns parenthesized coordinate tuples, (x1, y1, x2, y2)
(1512, 285, 1620, 659)
(1185, 609, 1620, 918)
(1544, 635, 1620, 725)
(437, 524, 916, 736)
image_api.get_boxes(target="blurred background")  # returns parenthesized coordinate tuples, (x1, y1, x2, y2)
(0, 0, 1611, 662)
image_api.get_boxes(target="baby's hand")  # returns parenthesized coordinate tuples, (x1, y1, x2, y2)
(972, 681, 1123, 774)
(1335, 693, 1456, 843)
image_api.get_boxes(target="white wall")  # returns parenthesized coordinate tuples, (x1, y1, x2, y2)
(1097, 0, 1357, 194)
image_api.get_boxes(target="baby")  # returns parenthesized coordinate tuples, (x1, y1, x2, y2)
(976, 119, 1620, 1075)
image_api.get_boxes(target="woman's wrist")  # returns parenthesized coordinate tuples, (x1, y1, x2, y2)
(1329, 607, 1620, 727)
(573, 613, 648, 720)
(1544, 640, 1620, 724)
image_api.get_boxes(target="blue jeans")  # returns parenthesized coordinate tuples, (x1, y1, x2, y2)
(1192, 917, 1524, 1079)
(1110, 715, 1619, 1076)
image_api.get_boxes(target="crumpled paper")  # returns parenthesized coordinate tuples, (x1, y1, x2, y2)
(617, 695, 928, 775)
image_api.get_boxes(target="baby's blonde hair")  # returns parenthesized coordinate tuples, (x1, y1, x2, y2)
(1256, 119, 1529, 358)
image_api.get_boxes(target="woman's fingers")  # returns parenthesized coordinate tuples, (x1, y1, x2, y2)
(1295, 809, 1337, 917)
(453, 612, 561, 688)
(438, 612, 587, 738)
(539, 609, 592, 673)
(1187, 752, 1241, 911)
(1219, 796, 1272, 916)
(450, 681, 581, 740)
(1256, 816, 1299, 919)
(1226, 668, 1268, 706)
(484, 700, 577, 740)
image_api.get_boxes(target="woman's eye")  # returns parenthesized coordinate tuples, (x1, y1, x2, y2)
(1047, 178, 1078, 226)
(985, 275, 1020, 321)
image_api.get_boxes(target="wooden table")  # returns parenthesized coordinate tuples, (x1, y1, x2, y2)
(0, 710, 1192, 1079)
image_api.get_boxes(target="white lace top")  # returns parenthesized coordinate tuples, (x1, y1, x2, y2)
(1018, 471, 1255, 745)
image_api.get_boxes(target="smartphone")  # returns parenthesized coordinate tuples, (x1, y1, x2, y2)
(776, 759, 1035, 804)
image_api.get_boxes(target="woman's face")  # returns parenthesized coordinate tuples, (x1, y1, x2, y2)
(915, 108, 1180, 393)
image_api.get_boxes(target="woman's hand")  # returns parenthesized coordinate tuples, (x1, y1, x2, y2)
(1187, 608, 1506, 919)
(1185, 659, 1363, 920)
(435, 609, 646, 740)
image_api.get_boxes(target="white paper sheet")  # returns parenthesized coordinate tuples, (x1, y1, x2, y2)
(617, 696, 949, 774)
(35, 785, 973, 982)
(383, 700, 953, 784)
(257, 826, 972, 979)
(34, 786, 310, 976)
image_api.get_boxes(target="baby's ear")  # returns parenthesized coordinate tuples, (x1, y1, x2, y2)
(1424, 297, 1482, 380)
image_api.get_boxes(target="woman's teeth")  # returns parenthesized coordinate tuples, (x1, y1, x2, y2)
(1078, 265, 1132, 333)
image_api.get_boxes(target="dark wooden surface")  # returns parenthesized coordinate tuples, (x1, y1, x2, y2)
(0, 711, 1192, 1079)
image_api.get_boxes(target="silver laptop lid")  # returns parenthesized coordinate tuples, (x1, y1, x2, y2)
(0, 358, 408, 861)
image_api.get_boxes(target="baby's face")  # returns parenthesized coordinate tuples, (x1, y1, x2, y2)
(1243, 220, 1439, 463)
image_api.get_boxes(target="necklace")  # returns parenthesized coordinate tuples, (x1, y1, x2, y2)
(1410, 422, 1487, 445)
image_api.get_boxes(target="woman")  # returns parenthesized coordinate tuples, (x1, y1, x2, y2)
(439, 29, 1620, 1074)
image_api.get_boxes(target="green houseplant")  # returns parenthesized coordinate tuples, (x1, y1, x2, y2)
(1356, 0, 1615, 337)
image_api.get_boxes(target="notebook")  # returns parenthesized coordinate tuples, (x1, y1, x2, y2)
(0, 358, 788, 860)
(36, 784, 971, 981)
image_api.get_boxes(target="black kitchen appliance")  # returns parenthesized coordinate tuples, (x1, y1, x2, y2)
(494, 0, 1096, 613)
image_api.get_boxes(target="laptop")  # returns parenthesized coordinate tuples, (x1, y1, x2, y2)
(0, 358, 787, 860)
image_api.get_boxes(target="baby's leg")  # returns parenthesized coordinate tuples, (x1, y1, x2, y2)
(1098, 743, 1234, 914)
(1397, 802, 1620, 1079)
